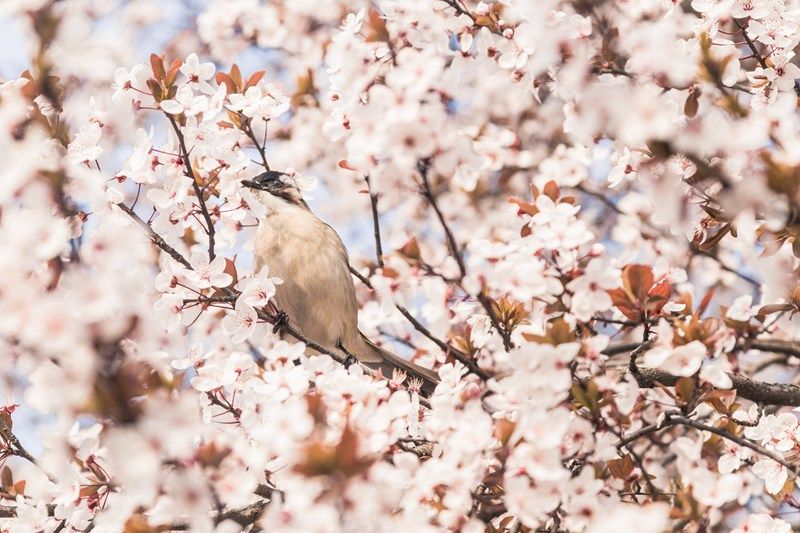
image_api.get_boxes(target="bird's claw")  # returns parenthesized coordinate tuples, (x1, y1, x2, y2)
(343, 353, 358, 368)
(272, 310, 289, 334)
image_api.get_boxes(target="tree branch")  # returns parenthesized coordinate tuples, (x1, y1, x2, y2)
(670, 415, 800, 474)
(0, 498, 268, 530)
(607, 340, 800, 406)
(733, 18, 768, 69)
(619, 413, 800, 477)
(636, 366, 800, 406)
(438, 0, 476, 23)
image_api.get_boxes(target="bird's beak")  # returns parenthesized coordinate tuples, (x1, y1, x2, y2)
(241, 179, 260, 189)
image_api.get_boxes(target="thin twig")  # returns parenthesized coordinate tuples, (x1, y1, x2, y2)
(671, 416, 799, 475)
(0, 417, 56, 483)
(438, 0, 477, 23)
(417, 159, 513, 351)
(0, 418, 36, 467)
(364, 175, 384, 268)
(166, 115, 216, 260)
(116, 203, 191, 268)
(418, 160, 466, 279)
(733, 18, 768, 69)
(243, 121, 270, 170)
(349, 265, 488, 379)
(572, 183, 759, 287)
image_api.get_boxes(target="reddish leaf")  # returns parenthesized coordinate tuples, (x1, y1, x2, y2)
(623, 264, 654, 304)
(607, 288, 642, 321)
(224, 257, 238, 287)
(0, 410, 12, 431)
(149, 53, 165, 82)
(12, 480, 25, 496)
(508, 196, 538, 216)
(145, 79, 163, 102)
(215, 73, 236, 94)
(684, 90, 699, 118)
(703, 389, 737, 415)
(230, 64, 242, 88)
(246, 71, 266, 89)
(675, 377, 695, 404)
(543, 180, 560, 201)
(759, 303, 793, 315)
(398, 237, 421, 261)
(165, 58, 183, 86)
(608, 454, 635, 480)
(1, 466, 12, 489)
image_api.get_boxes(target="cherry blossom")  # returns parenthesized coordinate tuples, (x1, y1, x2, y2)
(159, 85, 209, 117)
(185, 251, 234, 289)
(227, 85, 290, 120)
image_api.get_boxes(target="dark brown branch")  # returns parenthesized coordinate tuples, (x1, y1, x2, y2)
(0, 503, 56, 519)
(0, 498, 267, 530)
(166, 115, 216, 260)
(733, 18, 768, 69)
(636, 366, 800, 406)
(609, 340, 800, 406)
(0, 418, 37, 468)
(364, 175, 384, 268)
(605, 339, 800, 360)
(747, 339, 800, 358)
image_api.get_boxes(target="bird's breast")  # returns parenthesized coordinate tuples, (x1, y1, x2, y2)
(253, 208, 359, 350)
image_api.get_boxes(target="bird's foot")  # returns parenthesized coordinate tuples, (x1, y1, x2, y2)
(343, 353, 358, 368)
(272, 310, 289, 334)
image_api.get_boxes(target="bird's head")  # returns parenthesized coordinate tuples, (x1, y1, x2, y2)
(241, 171, 306, 208)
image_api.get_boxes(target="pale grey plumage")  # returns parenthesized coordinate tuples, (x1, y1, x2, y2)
(244, 172, 439, 394)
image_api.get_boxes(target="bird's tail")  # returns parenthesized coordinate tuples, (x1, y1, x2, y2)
(357, 334, 439, 396)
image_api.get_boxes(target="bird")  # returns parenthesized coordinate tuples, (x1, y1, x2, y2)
(241, 170, 440, 395)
